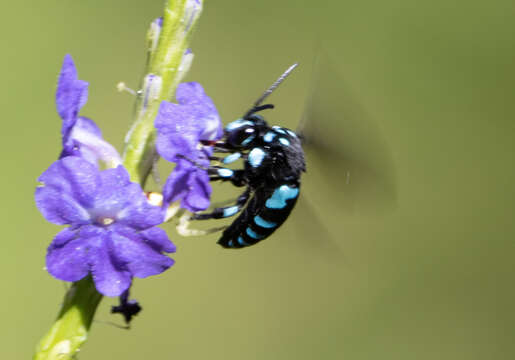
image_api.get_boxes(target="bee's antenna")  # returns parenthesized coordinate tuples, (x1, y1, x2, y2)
(245, 63, 299, 117)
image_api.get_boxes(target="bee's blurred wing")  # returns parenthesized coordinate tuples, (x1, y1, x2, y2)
(298, 52, 397, 215)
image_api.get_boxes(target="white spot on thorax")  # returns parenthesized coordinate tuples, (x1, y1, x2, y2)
(248, 148, 266, 167)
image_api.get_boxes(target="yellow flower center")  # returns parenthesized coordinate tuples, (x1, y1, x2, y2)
(100, 217, 115, 226)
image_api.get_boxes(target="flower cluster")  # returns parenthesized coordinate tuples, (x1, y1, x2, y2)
(33, 3, 216, 357)
(35, 55, 221, 297)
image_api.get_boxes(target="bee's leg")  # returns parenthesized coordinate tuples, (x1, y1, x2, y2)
(176, 188, 251, 237)
(191, 188, 251, 220)
(208, 167, 247, 187)
(211, 143, 235, 153)
(176, 213, 227, 237)
(177, 154, 247, 187)
(208, 152, 246, 164)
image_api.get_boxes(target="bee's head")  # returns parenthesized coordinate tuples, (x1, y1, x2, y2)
(224, 108, 270, 148)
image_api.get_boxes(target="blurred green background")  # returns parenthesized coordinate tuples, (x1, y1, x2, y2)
(2, 0, 515, 359)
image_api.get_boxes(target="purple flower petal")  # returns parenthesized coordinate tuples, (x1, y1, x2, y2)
(175, 82, 223, 141)
(183, 165, 211, 211)
(98, 164, 131, 188)
(110, 230, 175, 278)
(35, 186, 91, 225)
(36, 157, 101, 222)
(162, 159, 212, 212)
(55, 55, 121, 167)
(46, 228, 92, 282)
(140, 227, 176, 253)
(92, 166, 132, 214)
(117, 198, 164, 230)
(38, 156, 100, 206)
(56, 54, 89, 138)
(61, 117, 122, 167)
(155, 101, 205, 161)
(74, 116, 102, 137)
(162, 160, 192, 205)
(90, 238, 132, 297)
(155, 82, 222, 162)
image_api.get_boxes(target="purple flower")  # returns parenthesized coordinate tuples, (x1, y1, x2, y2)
(155, 82, 222, 212)
(57, 54, 121, 167)
(35, 156, 175, 296)
(161, 154, 212, 212)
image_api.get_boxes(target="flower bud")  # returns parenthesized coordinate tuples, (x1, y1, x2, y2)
(147, 17, 163, 61)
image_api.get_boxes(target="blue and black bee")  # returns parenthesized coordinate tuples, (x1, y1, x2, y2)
(192, 64, 306, 248)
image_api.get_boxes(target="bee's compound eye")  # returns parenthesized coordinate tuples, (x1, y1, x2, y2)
(240, 127, 256, 146)
(227, 126, 256, 147)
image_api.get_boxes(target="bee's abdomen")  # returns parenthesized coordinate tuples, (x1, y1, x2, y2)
(218, 182, 300, 248)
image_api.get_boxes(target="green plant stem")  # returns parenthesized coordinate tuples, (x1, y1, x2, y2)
(33, 1, 203, 359)
(123, 0, 203, 183)
(33, 278, 102, 360)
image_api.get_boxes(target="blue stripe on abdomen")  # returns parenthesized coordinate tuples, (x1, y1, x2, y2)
(246, 227, 264, 239)
(254, 215, 276, 228)
(237, 236, 250, 246)
(217, 183, 300, 249)
(265, 185, 299, 209)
